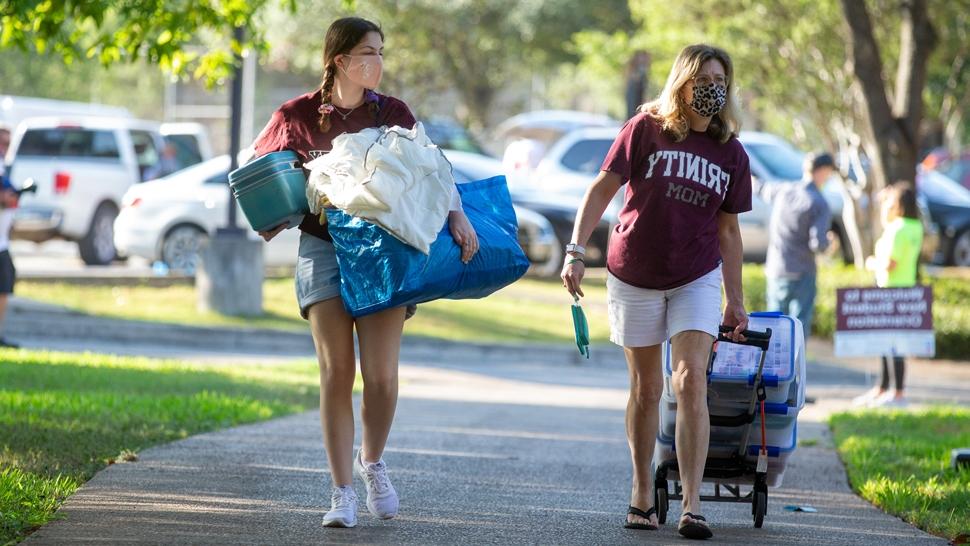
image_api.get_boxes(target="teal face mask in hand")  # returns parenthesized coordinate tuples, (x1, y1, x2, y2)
(572, 296, 590, 359)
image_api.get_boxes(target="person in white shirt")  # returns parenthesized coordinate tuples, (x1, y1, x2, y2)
(0, 125, 20, 348)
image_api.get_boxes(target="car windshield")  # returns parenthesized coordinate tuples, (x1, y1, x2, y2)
(17, 128, 120, 159)
(742, 141, 804, 181)
(560, 139, 614, 174)
(163, 134, 203, 170)
(919, 170, 970, 207)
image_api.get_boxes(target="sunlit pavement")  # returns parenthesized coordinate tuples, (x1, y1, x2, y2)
(22, 332, 955, 545)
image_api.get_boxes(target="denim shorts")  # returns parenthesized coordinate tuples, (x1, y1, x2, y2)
(295, 232, 342, 320)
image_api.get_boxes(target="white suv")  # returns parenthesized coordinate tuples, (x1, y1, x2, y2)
(4, 117, 209, 265)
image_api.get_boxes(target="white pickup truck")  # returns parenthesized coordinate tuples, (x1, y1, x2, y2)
(4, 116, 210, 264)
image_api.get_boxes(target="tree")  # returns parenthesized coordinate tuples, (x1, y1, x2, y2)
(0, 48, 168, 118)
(920, 1, 970, 152)
(261, 0, 633, 130)
(840, 0, 937, 190)
(575, 0, 964, 264)
(0, 0, 290, 85)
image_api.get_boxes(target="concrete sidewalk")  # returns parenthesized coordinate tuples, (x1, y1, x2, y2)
(8, 300, 965, 544)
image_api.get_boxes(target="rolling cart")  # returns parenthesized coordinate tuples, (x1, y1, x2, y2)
(654, 326, 779, 528)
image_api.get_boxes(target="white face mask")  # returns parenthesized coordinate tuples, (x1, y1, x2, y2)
(340, 54, 383, 89)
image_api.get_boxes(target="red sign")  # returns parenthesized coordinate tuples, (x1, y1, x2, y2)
(834, 286, 935, 358)
(836, 286, 933, 331)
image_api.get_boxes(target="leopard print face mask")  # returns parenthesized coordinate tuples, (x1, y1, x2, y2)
(689, 82, 727, 117)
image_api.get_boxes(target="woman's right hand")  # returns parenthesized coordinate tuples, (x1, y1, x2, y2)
(258, 222, 288, 242)
(561, 256, 586, 298)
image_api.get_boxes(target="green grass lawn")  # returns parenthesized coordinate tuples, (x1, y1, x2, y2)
(829, 407, 970, 541)
(16, 276, 613, 345)
(741, 263, 970, 360)
(0, 348, 323, 545)
(16, 264, 970, 357)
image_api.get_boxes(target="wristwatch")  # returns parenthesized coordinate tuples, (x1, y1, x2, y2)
(565, 243, 586, 255)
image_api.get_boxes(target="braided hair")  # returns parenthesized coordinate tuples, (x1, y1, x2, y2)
(317, 17, 384, 132)
(318, 64, 337, 132)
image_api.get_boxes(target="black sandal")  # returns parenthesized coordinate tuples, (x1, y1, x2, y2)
(623, 505, 659, 530)
(678, 512, 713, 540)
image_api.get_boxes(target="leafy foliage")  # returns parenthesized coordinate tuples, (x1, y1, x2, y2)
(260, 0, 633, 129)
(0, 0, 292, 85)
(574, 0, 968, 150)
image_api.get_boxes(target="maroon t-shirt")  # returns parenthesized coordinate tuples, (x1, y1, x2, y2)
(602, 113, 752, 290)
(252, 89, 417, 241)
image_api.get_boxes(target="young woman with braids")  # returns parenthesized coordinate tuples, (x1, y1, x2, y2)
(253, 17, 479, 528)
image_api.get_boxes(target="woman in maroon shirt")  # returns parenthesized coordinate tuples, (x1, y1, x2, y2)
(562, 44, 752, 539)
(254, 17, 478, 528)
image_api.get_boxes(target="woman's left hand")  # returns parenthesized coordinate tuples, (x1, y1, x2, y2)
(722, 300, 749, 342)
(449, 210, 479, 264)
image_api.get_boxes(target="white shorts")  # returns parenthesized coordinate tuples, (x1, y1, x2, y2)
(607, 266, 723, 347)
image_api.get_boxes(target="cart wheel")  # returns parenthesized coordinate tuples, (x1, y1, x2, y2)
(655, 486, 669, 525)
(753, 491, 767, 528)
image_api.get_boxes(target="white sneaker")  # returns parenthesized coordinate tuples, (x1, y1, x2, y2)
(852, 388, 884, 407)
(355, 449, 399, 519)
(870, 392, 908, 408)
(322, 485, 358, 528)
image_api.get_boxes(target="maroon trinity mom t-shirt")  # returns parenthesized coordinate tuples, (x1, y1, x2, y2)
(602, 113, 752, 290)
(253, 89, 416, 241)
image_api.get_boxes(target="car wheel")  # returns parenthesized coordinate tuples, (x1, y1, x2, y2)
(78, 203, 118, 266)
(162, 224, 209, 274)
(529, 233, 563, 278)
(951, 229, 970, 267)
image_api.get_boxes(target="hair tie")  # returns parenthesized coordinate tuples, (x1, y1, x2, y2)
(318, 103, 334, 115)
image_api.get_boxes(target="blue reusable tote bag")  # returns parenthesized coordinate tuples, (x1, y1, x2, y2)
(325, 175, 530, 317)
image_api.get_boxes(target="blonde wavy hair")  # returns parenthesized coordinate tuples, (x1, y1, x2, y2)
(639, 44, 741, 144)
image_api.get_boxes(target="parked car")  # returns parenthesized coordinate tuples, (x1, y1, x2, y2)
(423, 118, 490, 156)
(7, 117, 157, 264)
(916, 168, 970, 266)
(115, 150, 561, 276)
(113, 156, 300, 273)
(4, 116, 211, 265)
(444, 149, 612, 270)
(442, 149, 565, 276)
(494, 110, 620, 184)
(493, 110, 620, 152)
(161, 122, 214, 172)
(923, 148, 970, 191)
(530, 126, 626, 220)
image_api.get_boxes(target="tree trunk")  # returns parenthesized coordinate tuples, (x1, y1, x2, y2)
(839, 0, 937, 190)
(832, 121, 872, 267)
(839, 0, 938, 269)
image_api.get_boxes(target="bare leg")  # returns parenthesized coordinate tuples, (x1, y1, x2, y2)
(308, 298, 357, 486)
(669, 330, 714, 522)
(355, 306, 407, 463)
(624, 344, 663, 527)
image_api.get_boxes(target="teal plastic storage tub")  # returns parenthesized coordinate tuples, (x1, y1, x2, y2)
(228, 150, 309, 232)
